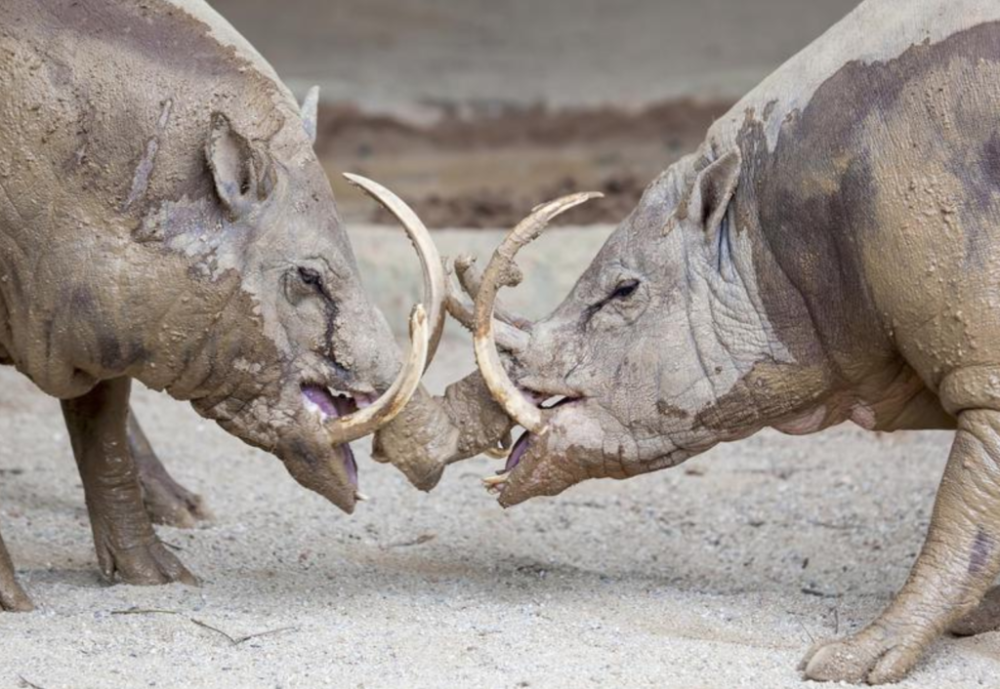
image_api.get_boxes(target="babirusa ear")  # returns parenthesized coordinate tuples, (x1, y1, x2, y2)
(205, 112, 276, 220)
(301, 85, 319, 145)
(691, 149, 741, 234)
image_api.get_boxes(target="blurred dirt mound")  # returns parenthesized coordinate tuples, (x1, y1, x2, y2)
(316, 99, 732, 227)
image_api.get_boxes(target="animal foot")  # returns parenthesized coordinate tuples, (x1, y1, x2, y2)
(96, 537, 198, 587)
(0, 537, 34, 612)
(800, 623, 932, 685)
(140, 474, 212, 529)
(0, 577, 34, 612)
(950, 585, 1000, 636)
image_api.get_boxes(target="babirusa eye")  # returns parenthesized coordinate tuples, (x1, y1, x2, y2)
(612, 279, 640, 300)
(298, 266, 323, 289)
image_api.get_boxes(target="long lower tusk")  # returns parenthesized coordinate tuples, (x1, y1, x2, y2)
(482, 472, 509, 486)
(343, 173, 446, 367)
(325, 305, 429, 445)
(473, 192, 603, 434)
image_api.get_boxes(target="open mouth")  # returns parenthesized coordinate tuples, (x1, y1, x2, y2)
(483, 393, 580, 493)
(301, 383, 372, 499)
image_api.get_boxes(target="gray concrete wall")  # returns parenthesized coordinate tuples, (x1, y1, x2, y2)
(210, 0, 861, 115)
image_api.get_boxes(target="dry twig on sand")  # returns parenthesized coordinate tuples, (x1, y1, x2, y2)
(111, 608, 297, 645)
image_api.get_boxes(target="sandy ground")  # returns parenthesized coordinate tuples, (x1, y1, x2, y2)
(1, 227, 999, 688)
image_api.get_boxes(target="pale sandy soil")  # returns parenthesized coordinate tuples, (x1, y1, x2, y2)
(1, 227, 998, 688)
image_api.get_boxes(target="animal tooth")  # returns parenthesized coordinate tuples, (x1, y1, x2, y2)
(485, 445, 510, 459)
(355, 491, 370, 502)
(482, 473, 509, 486)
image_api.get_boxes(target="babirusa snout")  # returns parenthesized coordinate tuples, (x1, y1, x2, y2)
(324, 304, 428, 445)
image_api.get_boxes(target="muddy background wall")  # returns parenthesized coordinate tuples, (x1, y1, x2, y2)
(214, 0, 859, 227)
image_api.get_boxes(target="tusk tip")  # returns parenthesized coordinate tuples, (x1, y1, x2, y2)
(342, 172, 387, 198)
(529, 190, 605, 221)
(410, 303, 428, 330)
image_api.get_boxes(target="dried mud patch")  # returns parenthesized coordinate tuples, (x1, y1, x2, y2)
(316, 99, 732, 228)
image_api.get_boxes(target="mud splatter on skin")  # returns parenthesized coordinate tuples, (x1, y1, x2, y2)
(732, 20, 1000, 391)
(122, 99, 173, 212)
(0, 0, 448, 609)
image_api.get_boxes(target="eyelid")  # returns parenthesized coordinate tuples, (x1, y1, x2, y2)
(613, 278, 640, 298)
(298, 266, 323, 285)
(292, 264, 336, 303)
(583, 276, 640, 322)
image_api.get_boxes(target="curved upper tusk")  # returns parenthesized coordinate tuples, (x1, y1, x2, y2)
(473, 192, 603, 435)
(446, 261, 530, 352)
(454, 254, 533, 331)
(343, 173, 446, 367)
(324, 304, 429, 445)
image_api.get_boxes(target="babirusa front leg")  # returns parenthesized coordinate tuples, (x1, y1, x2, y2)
(802, 408, 1000, 684)
(62, 378, 197, 586)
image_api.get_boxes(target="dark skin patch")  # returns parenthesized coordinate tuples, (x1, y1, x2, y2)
(960, 130, 1000, 235)
(656, 400, 690, 420)
(970, 527, 992, 576)
(978, 132, 1000, 192)
(762, 99, 778, 122)
(697, 362, 835, 435)
(96, 333, 124, 371)
(735, 21, 1000, 385)
(738, 91, 888, 383)
(33, 0, 241, 77)
(733, 115, 827, 369)
(289, 439, 318, 468)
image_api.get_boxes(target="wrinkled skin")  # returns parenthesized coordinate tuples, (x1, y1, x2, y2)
(449, 1, 1000, 683)
(0, 0, 440, 608)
